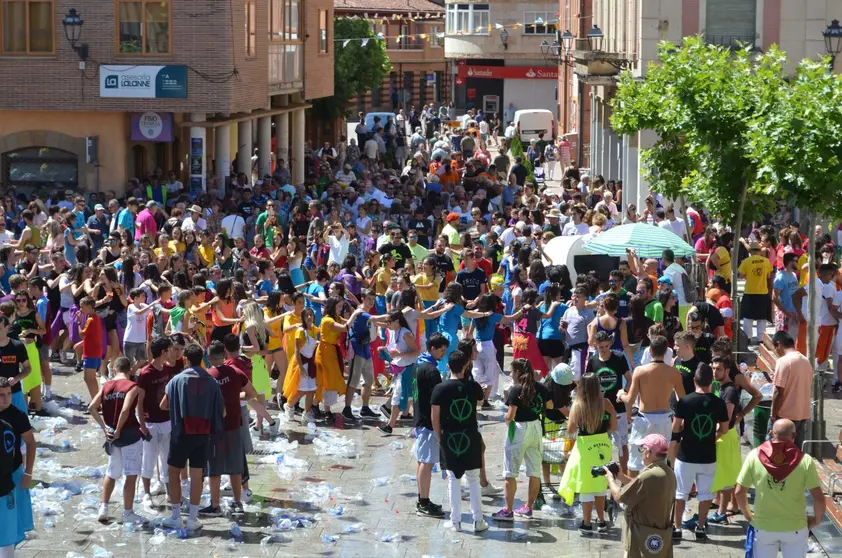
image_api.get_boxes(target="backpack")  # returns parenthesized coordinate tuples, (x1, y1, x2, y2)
(680, 271, 698, 303)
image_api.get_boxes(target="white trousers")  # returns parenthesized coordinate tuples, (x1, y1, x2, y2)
(752, 528, 809, 558)
(141, 421, 171, 482)
(447, 469, 482, 524)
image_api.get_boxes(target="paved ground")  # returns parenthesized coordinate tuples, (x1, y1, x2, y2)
(14, 343, 833, 558)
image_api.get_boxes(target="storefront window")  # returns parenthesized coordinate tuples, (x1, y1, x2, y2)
(3, 147, 78, 189)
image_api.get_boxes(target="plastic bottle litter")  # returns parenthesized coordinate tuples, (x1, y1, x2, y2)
(70, 394, 82, 406)
(230, 522, 243, 539)
(511, 528, 529, 540)
(322, 534, 339, 543)
(312, 430, 359, 459)
(274, 454, 310, 480)
(91, 545, 113, 558)
(379, 532, 402, 542)
(44, 519, 55, 529)
(391, 441, 405, 450)
(260, 534, 291, 550)
(370, 477, 391, 487)
(341, 523, 364, 533)
(327, 505, 344, 516)
(30, 415, 69, 433)
(149, 529, 166, 545)
(491, 399, 508, 411)
(399, 474, 417, 483)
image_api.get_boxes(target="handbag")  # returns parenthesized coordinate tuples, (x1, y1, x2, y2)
(627, 519, 673, 558)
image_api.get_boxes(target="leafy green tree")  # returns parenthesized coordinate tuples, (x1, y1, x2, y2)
(311, 19, 392, 121)
(611, 37, 787, 310)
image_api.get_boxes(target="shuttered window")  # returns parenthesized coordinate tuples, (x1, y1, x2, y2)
(705, 0, 756, 49)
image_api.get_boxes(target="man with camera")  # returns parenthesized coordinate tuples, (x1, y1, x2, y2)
(605, 434, 676, 558)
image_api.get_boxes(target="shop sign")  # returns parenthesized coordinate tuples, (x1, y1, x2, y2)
(467, 88, 476, 99)
(457, 65, 559, 80)
(130, 112, 174, 142)
(100, 65, 188, 98)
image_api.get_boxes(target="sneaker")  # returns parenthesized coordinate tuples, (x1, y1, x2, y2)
(481, 483, 502, 496)
(302, 411, 316, 423)
(399, 413, 413, 420)
(359, 406, 378, 418)
(97, 504, 108, 523)
(578, 521, 593, 535)
(694, 526, 707, 540)
(416, 501, 446, 518)
(185, 518, 203, 532)
(672, 529, 682, 543)
(708, 511, 728, 524)
(198, 505, 222, 517)
(341, 407, 357, 422)
(481, 400, 492, 410)
(514, 505, 533, 518)
(324, 411, 336, 425)
(596, 521, 608, 534)
(285, 406, 295, 421)
(378, 424, 393, 434)
(50, 352, 61, 363)
(473, 519, 489, 533)
(379, 403, 391, 419)
(268, 420, 280, 436)
(242, 488, 253, 504)
(162, 516, 183, 530)
(833, 382, 842, 394)
(230, 501, 245, 515)
(74, 362, 83, 373)
(122, 510, 148, 525)
(450, 521, 462, 532)
(311, 407, 324, 420)
(150, 480, 166, 496)
(681, 514, 699, 530)
(491, 508, 514, 522)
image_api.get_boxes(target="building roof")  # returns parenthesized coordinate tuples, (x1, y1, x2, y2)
(334, 0, 443, 14)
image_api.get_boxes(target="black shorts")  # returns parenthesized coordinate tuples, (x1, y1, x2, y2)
(168, 434, 209, 469)
(211, 325, 233, 343)
(741, 293, 771, 320)
(537, 338, 565, 359)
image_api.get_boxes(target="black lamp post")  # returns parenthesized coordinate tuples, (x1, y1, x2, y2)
(823, 19, 842, 71)
(541, 29, 575, 65)
(500, 28, 509, 50)
(586, 24, 604, 52)
(62, 8, 88, 61)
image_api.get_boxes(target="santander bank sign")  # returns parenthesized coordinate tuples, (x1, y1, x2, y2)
(458, 65, 559, 80)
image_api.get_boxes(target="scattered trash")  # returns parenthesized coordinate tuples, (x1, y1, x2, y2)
(230, 522, 243, 540)
(399, 474, 417, 483)
(267, 507, 316, 530)
(432, 464, 439, 473)
(322, 534, 339, 543)
(378, 532, 402, 542)
(44, 519, 55, 529)
(30, 415, 69, 433)
(342, 523, 364, 533)
(91, 545, 113, 558)
(808, 541, 820, 553)
(274, 454, 309, 479)
(511, 528, 529, 540)
(260, 533, 291, 551)
(312, 430, 359, 459)
(42, 400, 74, 418)
(70, 394, 82, 406)
(391, 441, 405, 450)
(370, 477, 391, 487)
(327, 505, 344, 516)
(149, 529, 166, 545)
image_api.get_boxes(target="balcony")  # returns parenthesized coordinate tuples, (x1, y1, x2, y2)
(387, 38, 424, 51)
(705, 34, 756, 50)
(269, 43, 303, 93)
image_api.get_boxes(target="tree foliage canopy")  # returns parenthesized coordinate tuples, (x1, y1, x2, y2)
(311, 19, 392, 121)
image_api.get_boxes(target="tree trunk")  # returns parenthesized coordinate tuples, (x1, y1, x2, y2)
(730, 181, 748, 348)
(806, 212, 825, 456)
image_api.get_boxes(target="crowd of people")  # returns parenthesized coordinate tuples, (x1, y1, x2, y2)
(0, 109, 830, 556)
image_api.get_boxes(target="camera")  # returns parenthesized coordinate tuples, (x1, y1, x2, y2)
(591, 461, 620, 477)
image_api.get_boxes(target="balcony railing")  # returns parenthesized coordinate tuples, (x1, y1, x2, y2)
(387, 38, 424, 51)
(705, 34, 756, 50)
(269, 43, 303, 90)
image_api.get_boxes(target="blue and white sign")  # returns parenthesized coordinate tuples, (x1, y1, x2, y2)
(100, 65, 188, 99)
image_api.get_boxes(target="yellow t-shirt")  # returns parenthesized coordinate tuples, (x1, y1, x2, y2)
(442, 224, 461, 247)
(375, 268, 392, 297)
(154, 245, 175, 259)
(283, 313, 302, 358)
(265, 307, 283, 351)
(714, 246, 732, 281)
(320, 316, 342, 345)
(798, 253, 810, 287)
(412, 274, 441, 302)
(169, 240, 187, 254)
(198, 244, 216, 266)
(738, 255, 773, 295)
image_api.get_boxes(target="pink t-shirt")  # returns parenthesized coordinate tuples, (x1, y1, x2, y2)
(773, 350, 813, 421)
(135, 208, 157, 241)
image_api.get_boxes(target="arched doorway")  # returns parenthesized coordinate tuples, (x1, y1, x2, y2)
(2, 147, 78, 193)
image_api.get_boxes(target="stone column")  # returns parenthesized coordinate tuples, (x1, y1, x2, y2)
(637, 129, 657, 209)
(292, 108, 306, 184)
(189, 112, 207, 195)
(237, 119, 253, 178)
(275, 96, 290, 168)
(258, 116, 272, 179)
(214, 123, 231, 198)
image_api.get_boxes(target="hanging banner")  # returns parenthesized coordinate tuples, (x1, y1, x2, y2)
(458, 65, 559, 80)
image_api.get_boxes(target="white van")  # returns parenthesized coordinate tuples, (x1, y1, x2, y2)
(514, 109, 555, 143)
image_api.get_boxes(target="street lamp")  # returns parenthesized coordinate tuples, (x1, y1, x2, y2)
(586, 24, 604, 52)
(823, 19, 842, 70)
(541, 29, 575, 65)
(499, 28, 509, 50)
(61, 8, 88, 61)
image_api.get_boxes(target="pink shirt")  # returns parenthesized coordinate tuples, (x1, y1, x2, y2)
(773, 350, 813, 421)
(135, 208, 157, 241)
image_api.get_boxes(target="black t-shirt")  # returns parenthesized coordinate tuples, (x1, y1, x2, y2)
(693, 333, 716, 364)
(238, 202, 255, 218)
(378, 242, 413, 269)
(718, 382, 742, 428)
(431, 378, 484, 477)
(0, 340, 28, 393)
(675, 392, 728, 464)
(407, 218, 433, 248)
(511, 164, 528, 186)
(0, 417, 16, 497)
(456, 267, 486, 301)
(0, 404, 31, 471)
(484, 244, 502, 270)
(673, 356, 701, 402)
(587, 353, 630, 413)
(430, 252, 453, 291)
(506, 382, 551, 422)
(413, 361, 442, 430)
(694, 301, 724, 332)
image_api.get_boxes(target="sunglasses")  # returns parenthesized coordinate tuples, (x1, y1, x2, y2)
(14, 298, 27, 303)
(636, 290, 646, 295)
(608, 280, 618, 285)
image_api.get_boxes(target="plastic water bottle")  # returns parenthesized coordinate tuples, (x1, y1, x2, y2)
(229, 523, 242, 539)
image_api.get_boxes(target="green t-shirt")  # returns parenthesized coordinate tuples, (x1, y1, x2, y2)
(736, 450, 820, 533)
(408, 243, 429, 264)
(644, 299, 664, 323)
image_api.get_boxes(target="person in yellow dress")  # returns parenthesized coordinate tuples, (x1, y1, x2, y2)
(283, 308, 320, 422)
(280, 293, 305, 404)
(316, 297, 363, 424)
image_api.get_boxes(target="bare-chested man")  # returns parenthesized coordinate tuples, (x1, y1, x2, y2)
(618, 335, 685, 477)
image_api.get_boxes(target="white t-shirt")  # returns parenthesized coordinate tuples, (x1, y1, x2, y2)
(165, 180, 184, 197)
(355, 216, 372, 241)
(59, 276, 74, 308)
(328, 234, 350, 264)
(815, 279, 837, 327)
(562, 222, 590, 236)
(0, 230, 13, 246)
(479, 121, 489, 134)
(123, 304, 148, 344)
(364, 139, 379, 159)
(659, 218, 687, 239)
(221, 214, 246, 239)
(181, 217, 206, 233)
(663, 262, 688, 305)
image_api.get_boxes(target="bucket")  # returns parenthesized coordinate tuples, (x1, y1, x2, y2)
(753, 400, 772, 447)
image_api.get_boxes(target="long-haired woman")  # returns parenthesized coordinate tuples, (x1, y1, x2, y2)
(10, 291, 46, 414)
(241, 301, 272, 433)
(210, 278, 239, 343)
(283, 307, 319, 421)
(512, 289, 559, 376)
(470, 293, 523, 406)
(264, 290, 289, 399)
(95, 267, 128, 378)
(315, 297, 363, 424)
(377, 310, 419, 434)
(558, 372, 617, 535)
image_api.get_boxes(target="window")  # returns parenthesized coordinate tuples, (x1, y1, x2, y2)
(285, 0, 298, 40)
(1, 0, 54, 54)
(269, 0, 299, 41)
(245, 0, 256, 57)
(318, 9, 327, 53)
(445, 4, 489, 36)
(3, 147, 78, 189)
(524, 11, 553, 35)
(117, 0, 170, 55)
(430, 25, 442, 47)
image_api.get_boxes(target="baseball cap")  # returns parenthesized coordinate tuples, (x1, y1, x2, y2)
(657, 276, 672, 286)
(634, 434, 668, 455)
(446, 212, 461, 222)
(706, 288, 722, 302)
(94, 204, 105, 211)
(550, 363, 574, 386)
(489, 274, 504, 289)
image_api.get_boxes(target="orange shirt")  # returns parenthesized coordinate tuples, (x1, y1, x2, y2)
(81, 314, 103, 358)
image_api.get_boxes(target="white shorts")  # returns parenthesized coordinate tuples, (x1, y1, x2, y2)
(503, 421, 542, 479)
(390, 373, 403, 406)
(579, 490, 609, 502)
(674, 459, 716, 501)
(141, 421, 171, 481)
(107, 439, 143, 479)
(610, 412, 629, 456)
(834, 327, 842, 357)
(628, 410, 674, 472)
(752, 528, 809, 558)
(471, 340, 502, 394)
(569, 348, 587, 381)
(298, 373, 317, 392)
